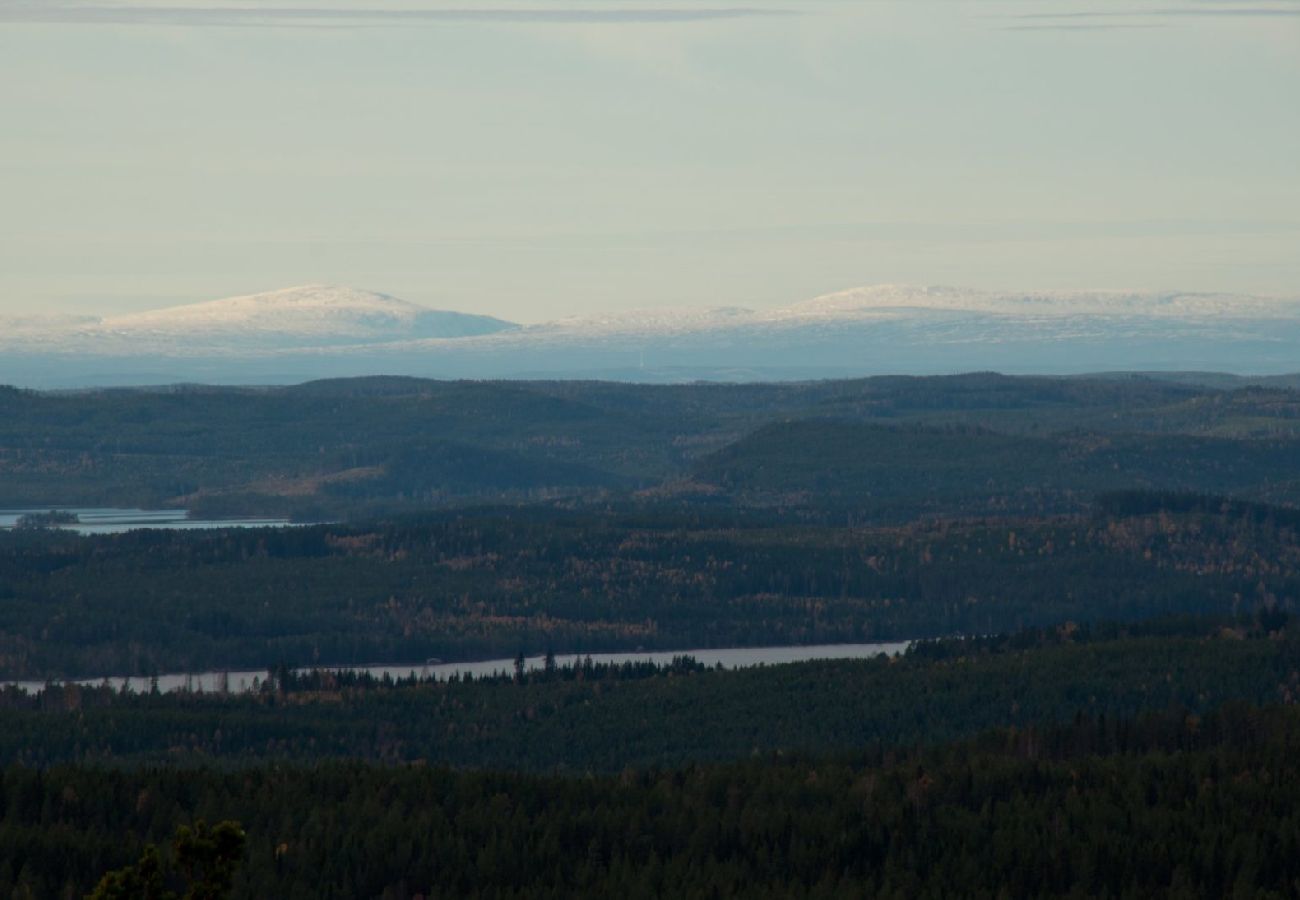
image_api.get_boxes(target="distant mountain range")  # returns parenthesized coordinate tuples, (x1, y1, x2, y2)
(3, 283, 1298, 387)
(1, 285, 515, 352)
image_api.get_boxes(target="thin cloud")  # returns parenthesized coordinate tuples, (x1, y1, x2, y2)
(1011, 7, 1300, 20)
(1150, 4, 1300, 12)
(0, 4, 796, 27)
(997, 5, 1300, 32)
(1002, 23, 1170, 31)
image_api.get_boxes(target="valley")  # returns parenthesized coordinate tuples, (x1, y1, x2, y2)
(3, 372, 1299, 897)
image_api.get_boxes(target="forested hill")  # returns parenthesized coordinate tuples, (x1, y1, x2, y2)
(3, 494, 1298, 679)
(695, 420, 1300, 511)
(1, 372, 1298, 517)
(3, 372, 1300, 898)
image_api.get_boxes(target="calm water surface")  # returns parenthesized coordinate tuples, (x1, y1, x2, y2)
(0, 507, 298, 534)
(5, 642, 911, 695)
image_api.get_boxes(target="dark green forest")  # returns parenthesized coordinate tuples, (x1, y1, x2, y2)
(2, 617, 1297, 770)
(4, 702, 1300, 898)
(4, 373, 1300, 898)
(1, 492, 1297, 678)
(3, 373, 1300, 518)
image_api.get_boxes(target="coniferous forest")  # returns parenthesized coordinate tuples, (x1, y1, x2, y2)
(1, 373, 1299, 897)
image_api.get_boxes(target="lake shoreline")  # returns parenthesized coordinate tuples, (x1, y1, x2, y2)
(0, 506, 307, 534)
(2, 640, 914, 696)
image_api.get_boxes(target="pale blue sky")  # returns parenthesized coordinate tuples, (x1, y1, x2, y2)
(1, 0, 1297, 321)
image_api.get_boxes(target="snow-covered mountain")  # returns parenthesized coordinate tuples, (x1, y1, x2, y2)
(2, 284, 1298, 387)
(99, 285, 516, 344)
(771, 285, 1300, 321)
(2, 285, 516, 354)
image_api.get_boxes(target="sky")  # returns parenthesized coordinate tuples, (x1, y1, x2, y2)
(0, 0, 1297, 323)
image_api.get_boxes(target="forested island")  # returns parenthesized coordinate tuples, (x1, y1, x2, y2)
(11, 510, 78, 530)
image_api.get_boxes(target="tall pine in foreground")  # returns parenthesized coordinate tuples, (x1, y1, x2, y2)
(87, 820, 245, 900)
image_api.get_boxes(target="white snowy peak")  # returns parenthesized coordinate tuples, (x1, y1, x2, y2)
(778, 285, 1300, 321)
(476, 285, 1300, 345)
(95, 285, 516, 342)
(4, 284, 1297, 365)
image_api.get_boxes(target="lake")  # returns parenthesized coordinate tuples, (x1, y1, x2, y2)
(4, 641, 911, 695)
(0, 507, 297, 535)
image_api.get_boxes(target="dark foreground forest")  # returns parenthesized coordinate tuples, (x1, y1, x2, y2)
(2, 616, 1298, 896)
(5, 701, 1300, 898)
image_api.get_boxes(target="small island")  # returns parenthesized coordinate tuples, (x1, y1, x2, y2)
(14, 510, 80, 530)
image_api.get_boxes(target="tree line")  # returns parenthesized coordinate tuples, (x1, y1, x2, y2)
(4, 701, 1300, 898)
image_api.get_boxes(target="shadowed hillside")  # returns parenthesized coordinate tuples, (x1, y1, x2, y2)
(2, 373, 1300, 519)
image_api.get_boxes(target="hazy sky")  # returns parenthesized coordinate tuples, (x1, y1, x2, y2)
(1, 0, 1297, 322)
